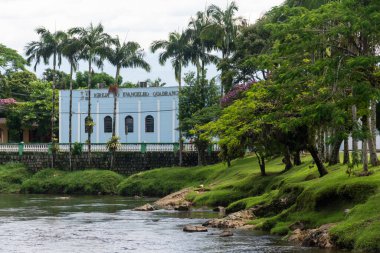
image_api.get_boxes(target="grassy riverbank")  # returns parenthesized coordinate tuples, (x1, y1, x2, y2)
(0, 155, 379, 251)
(117, 155, 380, 252)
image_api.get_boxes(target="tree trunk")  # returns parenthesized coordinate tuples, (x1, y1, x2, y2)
(110, 66, 120, 170)
(352, 105, 359, 164)
(293, 150, 301, 166)
(343, 137, 349, 164)
(87, 60, 92, 166)
(368, 101, 378, 166)
(51, 53, 57, 168)
(283, 146, 293, 171)
(318, 128, 325, 162)
(178, 73, 183, 167)
(307, 144, 328, 177)
(254, 152, 266, 176)
(362, 115, 369, 172)
(69, 63, 74, 171)
(324, 129, 330, 163)
(329, 137, 343, 166)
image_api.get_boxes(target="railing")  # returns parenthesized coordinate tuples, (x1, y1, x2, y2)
(0, 142, 220, 154)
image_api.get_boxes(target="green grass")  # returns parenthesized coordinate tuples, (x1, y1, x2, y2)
(21, 169, 124, 194)
(0, 163, 31, 193)
(117, 154, 380, 252)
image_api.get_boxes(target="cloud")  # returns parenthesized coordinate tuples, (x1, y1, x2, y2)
(1, 0, 284, 85)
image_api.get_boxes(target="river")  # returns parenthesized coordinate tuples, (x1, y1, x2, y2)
(0, 194, 345, 253)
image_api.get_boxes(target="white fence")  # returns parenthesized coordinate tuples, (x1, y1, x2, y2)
(0, 143, 220, 153)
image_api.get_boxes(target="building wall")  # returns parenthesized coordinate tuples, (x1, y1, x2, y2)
(59, 86, 179, 143)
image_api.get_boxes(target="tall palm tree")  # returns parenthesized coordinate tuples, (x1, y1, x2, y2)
(61, 33, 82, 171)
(205, 1, 245, 93)
(151, 32, 190, 166)
(69, 23, 113, 165)
(25, 27, 66, 168)
(186, 11, 218, 80)
(106, 37, 150, 169)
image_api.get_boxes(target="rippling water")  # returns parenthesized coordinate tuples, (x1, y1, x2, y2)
(0, 195, 344, 253)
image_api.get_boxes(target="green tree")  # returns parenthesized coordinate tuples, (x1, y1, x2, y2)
(62, 32, 82, 171)
(69, 23, 113, 165)
(204, 1, 245, 93)
(25, 27, 66, 161)
(151, 31, 191, 166)
(0, 44, 26, 75)
(179, 71, 220, 165)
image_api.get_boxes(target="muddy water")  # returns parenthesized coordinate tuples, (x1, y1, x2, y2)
(0, 194, 345, 253)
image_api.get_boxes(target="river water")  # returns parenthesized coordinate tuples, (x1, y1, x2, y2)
(0, 195, 344, 253)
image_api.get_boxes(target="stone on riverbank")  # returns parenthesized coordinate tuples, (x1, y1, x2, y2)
(154, 188, 193, 210)
(183, 225, 208, 232)
(204, 209, 256, 228)
(288, 223, 335, 248)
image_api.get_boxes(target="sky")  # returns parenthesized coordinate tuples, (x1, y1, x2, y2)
(1, 0, 285, 86)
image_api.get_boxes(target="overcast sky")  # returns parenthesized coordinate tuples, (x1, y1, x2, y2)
(1, 0, 284, 86)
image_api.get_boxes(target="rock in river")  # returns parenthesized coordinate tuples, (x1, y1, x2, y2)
(133, 203, 156, 211)
(183, 225, 208, 232)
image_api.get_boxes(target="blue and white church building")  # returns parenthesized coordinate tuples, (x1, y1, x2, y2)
(59, 86, 179, 143)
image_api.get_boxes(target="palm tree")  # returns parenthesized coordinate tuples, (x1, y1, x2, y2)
(186, 11, 218, 80)
(107, 37, 150, 138)
(25, 27, 66, 168)
(151, 32, 190, 166)
(61, 33, 82, 171)
(205, 1, 245, 93)
(69, 23, 113, 165)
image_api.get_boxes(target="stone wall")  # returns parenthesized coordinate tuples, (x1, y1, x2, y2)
(0, 151, 220, 175)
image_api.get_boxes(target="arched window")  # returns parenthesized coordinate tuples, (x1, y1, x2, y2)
(104, 116, 112, 133)
(145, 115, 154, 133)
(84, 116, 93, 133)
(125, 116, 134, 134)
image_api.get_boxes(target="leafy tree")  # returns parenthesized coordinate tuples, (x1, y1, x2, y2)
(0, 71, 37, 100)
(0, 44, 26, 75)
(75, 71, 120, 88)
(179, 71, 220, 165)
(6, 80, 56, 143)
(42, 68, 71, 89)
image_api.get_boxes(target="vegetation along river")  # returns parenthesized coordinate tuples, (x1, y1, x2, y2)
(0, 194, 348, 253)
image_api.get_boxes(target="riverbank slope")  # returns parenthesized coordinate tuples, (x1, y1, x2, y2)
(117, 155, 380, 252)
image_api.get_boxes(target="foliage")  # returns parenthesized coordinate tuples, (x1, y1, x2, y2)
(106, 136, 121, 152)
(21, 169, 124, 194)
(75, 71, 120, 88)
(42, 68, 71, 89)
(72, 142, 83, 156)
(0, 163, 31, 193)
(5, 80, 56, 142)
(0, 44, 26, 75)
(0, 71, 37, 100)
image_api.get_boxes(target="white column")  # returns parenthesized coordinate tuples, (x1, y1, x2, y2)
(77, 102, 81, 142)
(59, 91, 62, 142)
(96, 102, 100, 143)
(172, 99, 176, 142)
(138, 100, 141, 142)
(157, 99, 161, 143)
(116, 101, 119, 137)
